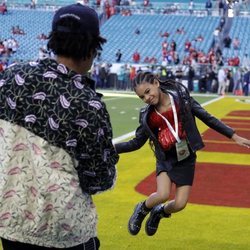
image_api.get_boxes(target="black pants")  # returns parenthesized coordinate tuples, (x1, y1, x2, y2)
(1, 237, 100, 250)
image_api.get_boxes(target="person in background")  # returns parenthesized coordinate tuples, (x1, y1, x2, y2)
(205, 0, 212, 15)
(187, 65, 195, 92)
(223, 35, 232, 48)
(115, 49, 122, 62)
(232, 37, 240, 50)
(217, 67, 227, 95)
(115, 71, 250, 237)
(0, 4, 118, 250)
(243, 68, 250, 96)
(188, 0, 194, 15)
(0, 0, 7, 14)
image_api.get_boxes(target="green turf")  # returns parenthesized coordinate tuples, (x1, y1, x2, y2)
(104, 96, 143, 138)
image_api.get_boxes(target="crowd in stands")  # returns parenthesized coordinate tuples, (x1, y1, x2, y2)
(89, 60, 250, 96)
(1, 0, 249, 96)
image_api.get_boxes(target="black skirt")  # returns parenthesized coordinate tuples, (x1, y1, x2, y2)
(156, 146, 197, 186)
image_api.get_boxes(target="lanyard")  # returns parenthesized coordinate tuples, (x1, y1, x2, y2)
(155, 94, 181, 143)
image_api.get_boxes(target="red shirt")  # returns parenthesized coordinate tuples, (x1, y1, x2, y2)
(148, 104, 186, 151)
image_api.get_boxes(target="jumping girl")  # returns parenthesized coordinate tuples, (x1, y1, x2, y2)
(115, 71, 250, 236)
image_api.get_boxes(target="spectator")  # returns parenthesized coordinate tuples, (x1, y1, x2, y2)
(195, 34, 204, 42)
(149, 56, 157, 65)
(37, 33, 48, 40)
(91, 63, 102, 88)
(243, 68, 250, 96)
(228, 56, 240, 67)
(187, 65, 195, 91)
(159, 31, 170, 38)
(0, 1, 7, 14)
(129, 65, 136, 84)
(143, 0, 150, 7)
(205, 0, 212, 15)
(115, 49, 122, 62)
(144, 56, 150, 63)
(96, 49, 102, 61)
(207, 66, 217, 93)
(99, 63, 109, 88)
(213, 27, 221, 47)
(233, 67, 243, 95)
(0, 40, 5, 55)
(242, 53, 250, 68)
(170, 40, 176, 51)
(117, 65, 127, 90)
(0, 4, 118, 249)
(223, 36, 232, 48)
(173, 51, 180, 65)
(232, 37, 240, 50)
(219, 16, 225, 29)
(133, 50, 140, 63)
(162, 39, 168, 50)
(176, 27, 185, 34)
(30, 0, 37, 9)
(38, 46, 49, 60)
(134, 27, 141, 35)
(0, 60, 4, 72)
(217, 67, 227, 95)
(136, 66, 143, 74)
(189, 0, 194, 15)
(184, 39, 191, 52)
(11, 25, 25, 35)
(218, 0, 224, 16)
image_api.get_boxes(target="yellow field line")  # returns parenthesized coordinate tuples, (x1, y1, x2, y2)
(225, 116, 250, 120)
(225, 121, 250, 125)
(203, 140, 235, 144)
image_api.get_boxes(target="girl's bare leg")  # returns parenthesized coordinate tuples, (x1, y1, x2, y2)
(145, 172, 172, 209)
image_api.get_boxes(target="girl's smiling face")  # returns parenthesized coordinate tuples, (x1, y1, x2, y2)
(135, 79, 161, 106)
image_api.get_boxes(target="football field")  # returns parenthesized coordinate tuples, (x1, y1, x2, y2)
(0, 93, 250, 250)
(95, 93, 250, 250)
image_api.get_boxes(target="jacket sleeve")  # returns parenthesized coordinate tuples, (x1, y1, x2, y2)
(75, 97, 119, 195)
(189, 97, 235, 138)
(115, 108, 149, 154)
(115, 124, 148, 154)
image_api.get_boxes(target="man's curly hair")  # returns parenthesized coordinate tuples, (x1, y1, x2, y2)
(47, 17, 106, 61)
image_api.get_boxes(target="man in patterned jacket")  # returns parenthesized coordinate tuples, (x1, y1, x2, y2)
(0, 3, 118, 250)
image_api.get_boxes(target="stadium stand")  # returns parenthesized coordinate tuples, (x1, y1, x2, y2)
(100, 14, 219, 63)
(224, 17, 250, 59)
(0, 8, 219, 63)
(0, 0, 249, 67)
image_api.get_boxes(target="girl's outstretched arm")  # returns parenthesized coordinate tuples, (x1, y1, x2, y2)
(232, 133, 250, 148)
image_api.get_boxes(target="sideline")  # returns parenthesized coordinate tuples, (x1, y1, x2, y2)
(112, 95, 224, 143)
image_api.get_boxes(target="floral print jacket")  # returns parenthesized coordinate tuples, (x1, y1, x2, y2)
(0, 58, 118, 248)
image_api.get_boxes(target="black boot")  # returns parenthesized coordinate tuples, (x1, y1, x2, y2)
(145, 204, 171, 236)
(128, 202, 150, 235)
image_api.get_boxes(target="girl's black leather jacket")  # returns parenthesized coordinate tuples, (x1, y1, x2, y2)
(115, 85, 235, 161)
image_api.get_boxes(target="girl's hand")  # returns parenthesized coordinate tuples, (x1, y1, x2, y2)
(232, 133, 250, 148)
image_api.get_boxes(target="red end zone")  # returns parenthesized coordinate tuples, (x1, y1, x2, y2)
(135, 110, 250, 208)
(136, 163, 250, 208)
(201, 110, 250, 154)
